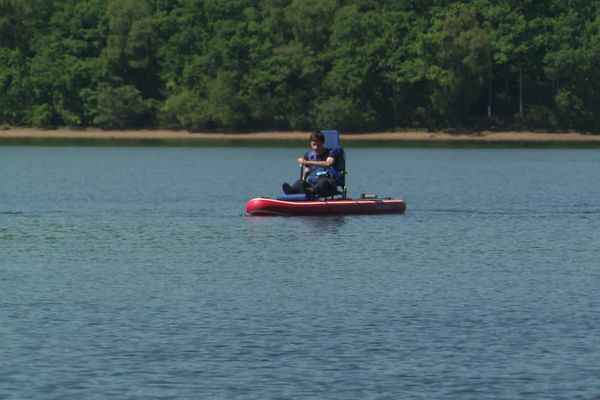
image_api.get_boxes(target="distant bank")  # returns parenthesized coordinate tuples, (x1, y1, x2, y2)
(2, 128, 600, 147)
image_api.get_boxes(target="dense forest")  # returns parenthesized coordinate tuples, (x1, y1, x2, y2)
(1, 0, 600, 132)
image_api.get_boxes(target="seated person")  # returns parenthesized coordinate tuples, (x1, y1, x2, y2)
(282, 131, 343, 198)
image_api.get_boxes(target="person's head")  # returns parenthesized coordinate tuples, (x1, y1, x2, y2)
(309, 131, 325, 151)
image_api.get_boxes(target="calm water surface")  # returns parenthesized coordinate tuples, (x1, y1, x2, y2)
(1, 146, 600, 399)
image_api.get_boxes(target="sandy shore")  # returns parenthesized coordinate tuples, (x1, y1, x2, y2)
(1, 128, 600, 143)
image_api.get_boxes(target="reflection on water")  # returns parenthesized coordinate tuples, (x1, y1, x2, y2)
(296, 215, 347, 233)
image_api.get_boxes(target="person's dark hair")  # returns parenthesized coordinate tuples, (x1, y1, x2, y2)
(310, 131, 325, 144)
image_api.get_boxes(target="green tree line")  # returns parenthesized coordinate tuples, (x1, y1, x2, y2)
(2, 0, 600, 132)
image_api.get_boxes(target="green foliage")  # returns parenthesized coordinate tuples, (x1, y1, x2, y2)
(0, 47, 31, 123)
(159, 90, 205, 131)
(424, 5, 491, 123)
(314, 96, 375, 131)
(94, 85, 155, 129)
(2, 0, 600, 131)
(29, 103, 55, 128)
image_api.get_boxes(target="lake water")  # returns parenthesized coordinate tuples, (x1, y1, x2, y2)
(1, 146, 599, 399)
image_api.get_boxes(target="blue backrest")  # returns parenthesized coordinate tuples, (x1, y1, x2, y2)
(322, 130, 340, 148)
(321, 130, 345, 172)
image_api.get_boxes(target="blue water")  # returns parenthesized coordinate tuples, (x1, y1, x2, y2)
(1, 146, 600, 399)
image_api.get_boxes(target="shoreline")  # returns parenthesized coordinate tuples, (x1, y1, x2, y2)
(2, 128, 600, 145)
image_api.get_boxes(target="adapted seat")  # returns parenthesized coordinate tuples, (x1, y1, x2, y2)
(321, 130, 347, 198)
(276, 130, 347, 201)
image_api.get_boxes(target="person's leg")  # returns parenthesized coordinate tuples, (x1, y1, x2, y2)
(310, 177, 338, 197)
(283, 179, 306, 194)
(291, 179, 307, 193)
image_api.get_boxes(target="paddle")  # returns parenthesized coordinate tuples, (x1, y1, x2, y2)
(300, 164, 306, 193)
(300, 160, 310, 195)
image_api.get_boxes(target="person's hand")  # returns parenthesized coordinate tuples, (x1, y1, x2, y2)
(297, 157, 305, 165)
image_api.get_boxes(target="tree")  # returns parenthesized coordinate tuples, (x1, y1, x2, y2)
(314, 5, 389, 130)
(423, 5, 491, 124)
(377, 6, 430, 128)
(0, 48, 31, 124)
(94, 85, 155, 129)
(3, 0, 600, 131)
(24, 0, 107, 126)
(104, 0, 159, 97)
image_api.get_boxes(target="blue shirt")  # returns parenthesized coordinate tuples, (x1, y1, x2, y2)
(304, 147, 343, 185)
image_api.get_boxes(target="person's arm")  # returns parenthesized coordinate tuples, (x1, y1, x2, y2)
(297, 156, 335, 168)
(296, 154, 311, 178)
